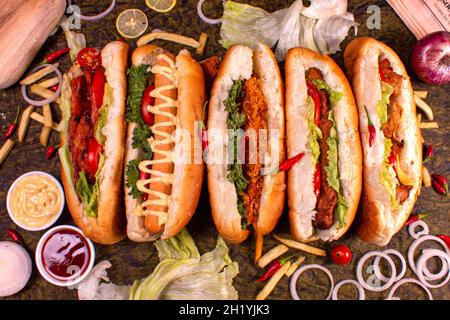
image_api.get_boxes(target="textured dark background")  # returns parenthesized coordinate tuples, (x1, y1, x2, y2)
(0, 0, 448, 300)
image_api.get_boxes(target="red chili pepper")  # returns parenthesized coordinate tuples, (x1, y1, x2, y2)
(379, 66, 387, 82)
(364, 106, 376, 147)
(307, 81, 321, 125)
(1, 106, 20, 141)
(39, 48, 70, 64)
(279, 153, 305, 172)
(431, 174, 448, 195)
(404, 213, 431, 226)
(437, 235, 450, 249)
(423, 144, 433, 163)
(201, 102, 208, 151)
(50, 84, 59, 92)
(46, 145, 60, 160)
(314, 163, 321, 198)
(7, 228, 22, 243)
(257, 255, 294, 282)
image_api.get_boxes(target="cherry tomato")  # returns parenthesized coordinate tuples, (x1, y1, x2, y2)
(92, 69, 106, 110)
(77, 48, 102, 72)
(87, 139, 102, 175)
(331, 244, 352, 265)
(141, 85, 155, 126)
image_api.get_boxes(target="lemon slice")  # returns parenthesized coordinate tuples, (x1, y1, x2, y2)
(146, 0, 177, 13)
(116, 9, 149, 39)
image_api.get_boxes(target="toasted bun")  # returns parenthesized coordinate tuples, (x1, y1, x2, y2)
(207, 44, 285, 244)
(344, 37, 422, 246)
(124, 46, 205, 241)
(61, 41, 129, 245)
(285, 48, 362, 242)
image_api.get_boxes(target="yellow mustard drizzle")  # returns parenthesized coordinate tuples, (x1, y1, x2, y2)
(135, 54, 178, 226)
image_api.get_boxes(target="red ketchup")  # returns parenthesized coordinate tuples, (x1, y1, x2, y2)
(41, 228, 91, 281)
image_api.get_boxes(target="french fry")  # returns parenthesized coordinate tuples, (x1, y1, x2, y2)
(0, 139, 16, 166)
(257, 244, 289, 268)
(414, 96, 434, 120)
(414, 91, 428, 99)
(417, 113, 422, 124)
(30, 85, 61, 104)
(30, 112, 60, 132)
(39, 104, 52, 146)
(285, 256, 306, 277)
(422, 166, 432, 187)
(17, 105, 34, 143)
(137, 32, 200, 48)
(274, 234, 327, 257)
(255, 261, 291, 300)
(19, 63, 60, 85)
(255, 233, 264, 263)
(419, 122, 439, 129)
(37, 77, 59, 89)
(196, 32, 208, 56)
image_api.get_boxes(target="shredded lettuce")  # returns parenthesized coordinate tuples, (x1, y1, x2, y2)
(130, 229, 239, 300)
(380, 138, 400, 209)
(94, 85, 112, 145)
(376, 82, 394, 125)
(311, 79, 343, 107)
(307, 96, 322, 166)
(76, 154, 105, 218)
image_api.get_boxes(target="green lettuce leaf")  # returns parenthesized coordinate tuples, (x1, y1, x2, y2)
(126, 65, 150, 125)
(94, 84, 112, 145)
(380, 138, 400, 209)
(129, 229, 239, 300)
(311, 79, 343, 107)
(376, 82, 394, 125)
(76, 154, 105, 218)
(307, 96, 322, 166)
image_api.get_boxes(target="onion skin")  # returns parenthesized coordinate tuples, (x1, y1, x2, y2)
(411, 31, 450, 85)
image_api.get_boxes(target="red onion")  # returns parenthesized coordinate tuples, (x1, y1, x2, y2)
(21, 64, 62, 106)
(197, 0, 223, 25)
(68, 0, 116, 22)
(411, 31, 450, 85)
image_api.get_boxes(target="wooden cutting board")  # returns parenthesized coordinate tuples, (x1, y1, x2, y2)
(0, 0, 66, 90)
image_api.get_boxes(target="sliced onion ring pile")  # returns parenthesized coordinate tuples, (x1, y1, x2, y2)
(21, 64, 62, 106)
(386, 278, 433, 300)
(408, 235, 450, 287)
(332, 280, 365, 300)
(68, 0, 116, 22)
(290, 264, 334, 300)
(373, 249, 406, 283)
(197, 0, 223, 25)
(408, 220, 430, 239)
(356, 251, 397, 292)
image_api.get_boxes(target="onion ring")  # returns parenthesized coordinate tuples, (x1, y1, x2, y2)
(68, 0, 116, 22)
(408, 220, 429, 239)
(21, 64, 62, 107)
(407, 235, 450, 281)
(373, 249, 406, 283)
(356, 251, 396, 292)
(386, 278, 433, 300)
(197, 0, 223, 25)
(332, 280, 365, 300)
(417, 249, 450, 288)
(421, 249, 449, 279)
(290, 264, 334, 300)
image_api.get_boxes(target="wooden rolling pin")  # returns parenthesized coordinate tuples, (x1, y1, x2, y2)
(0, 0, 66, 90)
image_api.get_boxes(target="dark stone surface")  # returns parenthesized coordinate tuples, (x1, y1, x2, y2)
(0, 0, 448, 300)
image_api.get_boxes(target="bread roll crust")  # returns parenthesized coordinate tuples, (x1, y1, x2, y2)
(61, 41, 129, 245)
(286, 47, 362, 242)
(344, 37, 422, 246)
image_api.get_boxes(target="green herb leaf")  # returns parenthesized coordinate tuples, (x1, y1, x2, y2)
(126, 159, 143, 199)
(126, 65, 150, 124)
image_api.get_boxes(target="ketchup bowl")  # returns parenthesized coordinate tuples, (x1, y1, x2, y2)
(35, 225, 95, 287)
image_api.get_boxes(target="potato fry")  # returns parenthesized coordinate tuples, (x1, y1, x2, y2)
(422, 166, 432, 187)
(30, 85, 61, 104)
(20, 63, 60, 85)
(414, 91, 428, 99)
(274, 234, 327, 257)
(30, 112, 60, 132)
(256, 261, 291, 300)
(39, 104, 52, 146)
(17, 105, 34, 143)
(257, 244, 289, 268)
(285, 256, 306, 277)
(37, 77, 59, 89)
(196, 32, 208, 56)
(0, 139, 16, 166)
(414, 96, 434, 120)
(417, 113, 422, 124)
(137, 32, 200, 48)
(419, 122, 439, 129)
(255, 233, 263, 263)
(40, 127, 51, 147)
